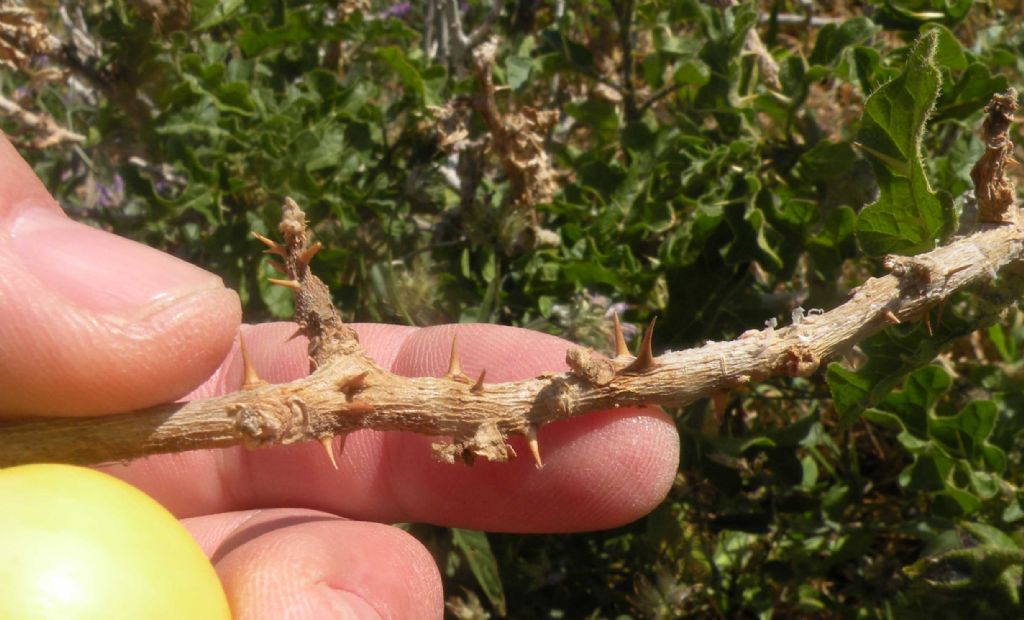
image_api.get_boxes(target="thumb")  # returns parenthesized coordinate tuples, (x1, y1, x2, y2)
(0, 135, 241, 417)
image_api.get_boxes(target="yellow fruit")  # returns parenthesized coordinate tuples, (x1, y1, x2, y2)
(0, 464, 231, 620)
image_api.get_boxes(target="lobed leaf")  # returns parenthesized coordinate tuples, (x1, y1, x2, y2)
(855, 31, 954, 256)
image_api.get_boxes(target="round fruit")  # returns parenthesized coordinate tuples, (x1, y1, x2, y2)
(0, 464, 231, 619)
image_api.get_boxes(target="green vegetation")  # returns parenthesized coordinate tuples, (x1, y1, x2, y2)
(7, 0, 1024, 617)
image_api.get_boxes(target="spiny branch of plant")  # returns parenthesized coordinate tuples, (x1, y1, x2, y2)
(0, 91, 1022, 470)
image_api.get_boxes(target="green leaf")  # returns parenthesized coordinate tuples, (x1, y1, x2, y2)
(451, 529, 506, 616)
(924, 23, 968, 71)
(561, 261, 624, 288)
(505, 55, 533, 90)
(929, 400, 1007, 472)
(808, 17, 881, 67)
(827, 324, 950, 426)
(565, 100, 620, 142)
(192, 0, 244, 30)
(798, 141, 858, 182)
(673, 59, 711, 86)
(906, 546, 1024, 600)
(213, 81, 256, 115)
(236, 12, 319, 56)
(376, 47, 437, 105)
(854, 31, 954, 256)
(935, 62, 1010, 121)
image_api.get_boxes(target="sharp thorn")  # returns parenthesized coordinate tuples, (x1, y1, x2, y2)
(298, 241, 323, 267)
(526, 426, 543, 469)
(320, 436, 338, 470)
(612, 312, 630, 358)
(239, 334, 265, 390)
(252, 232, 287, 256)
(471, 369, 487, 393)
(268, 278, 301, 291)
(924, 311, 933, 336)
(622, 317, 657, 374)
(252, 231, 276, 247)
(266, 258, 287, 275)
(445, 335, 462, 379)
(882, 309, 901, 325)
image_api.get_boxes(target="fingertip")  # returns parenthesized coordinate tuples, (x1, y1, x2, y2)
(186, 510, 443, 620)
(0, 144, 244, 416)
(0, 282, 241, 416)
(0, 134, 59, 225)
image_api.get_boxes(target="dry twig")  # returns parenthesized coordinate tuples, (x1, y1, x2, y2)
(0, 4, 58, 73)
(0, 91, 84, 148)
(2, 201, 1023, 468)
(1, 94, 1022, 471)
(972, 88, 1018, 224)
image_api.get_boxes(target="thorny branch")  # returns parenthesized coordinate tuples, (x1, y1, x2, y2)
(1, 93, 1023, 470)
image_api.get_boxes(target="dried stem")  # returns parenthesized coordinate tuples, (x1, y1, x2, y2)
(2, 204, 1024, 468)
(972, 89, 1018, 224)
(1, 94, 1022, 470)
(0, 92, 85, 148)
(468, 39, 558, 212)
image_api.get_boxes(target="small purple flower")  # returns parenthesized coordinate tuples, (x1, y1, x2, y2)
(96, 173, 125, 208)
(604, 301, 629, 319)
(380, 2, 412, 18)
(154, 179, 173, 197)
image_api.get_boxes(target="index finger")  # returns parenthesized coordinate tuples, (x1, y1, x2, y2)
(105, 323, 680, 533)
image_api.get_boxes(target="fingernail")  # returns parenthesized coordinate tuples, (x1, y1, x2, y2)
(11, 207, 225, 320)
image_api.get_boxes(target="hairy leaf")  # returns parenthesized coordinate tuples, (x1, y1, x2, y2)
(855, 31, 954, 256)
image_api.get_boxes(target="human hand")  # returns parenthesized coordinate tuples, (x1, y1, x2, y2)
(0, 134, 679, 618)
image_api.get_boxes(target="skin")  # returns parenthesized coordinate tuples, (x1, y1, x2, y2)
(0, 133, 680, 619)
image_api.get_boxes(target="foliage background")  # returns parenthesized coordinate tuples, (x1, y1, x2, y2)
(7, 0, 1024, 617)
